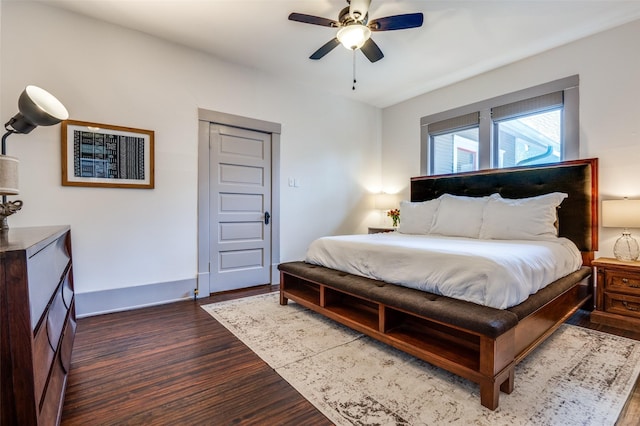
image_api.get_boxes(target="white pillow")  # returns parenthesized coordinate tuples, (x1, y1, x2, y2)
(397, 199, 440, 234)
(479, 192, 568, 240)
(430, 194, 491, 238)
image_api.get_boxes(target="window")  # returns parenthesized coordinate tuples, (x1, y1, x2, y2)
(432, 128, 479, 174)
(496, 109, 561, 168)
(420, 76, 578, 175)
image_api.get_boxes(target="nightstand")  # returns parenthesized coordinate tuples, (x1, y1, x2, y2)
(591, 257, 640, 331)
(368, 227, 396, 234)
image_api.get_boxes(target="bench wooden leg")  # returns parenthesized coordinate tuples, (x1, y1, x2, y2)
(279, 271, 289, 305)
(279, 292, 288, 305)
(480, 382, 500, 411)
(500, 368, 515, 394)
(480, 366, 515, 410)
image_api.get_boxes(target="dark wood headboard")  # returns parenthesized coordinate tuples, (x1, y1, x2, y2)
(411, 159, 598, 261)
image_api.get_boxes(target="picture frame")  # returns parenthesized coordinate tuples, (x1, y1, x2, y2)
(61, 120, 154, 189)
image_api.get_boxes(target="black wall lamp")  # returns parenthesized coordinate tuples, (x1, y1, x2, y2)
(0, 85, 68, 230)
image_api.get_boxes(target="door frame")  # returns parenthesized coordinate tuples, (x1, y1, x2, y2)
(197, 108, 281, 298)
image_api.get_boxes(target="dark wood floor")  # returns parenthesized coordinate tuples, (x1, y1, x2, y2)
(62, 286, 640, 425)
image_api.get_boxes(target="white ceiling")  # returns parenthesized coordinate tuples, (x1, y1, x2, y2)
(36, 0, 640, 108)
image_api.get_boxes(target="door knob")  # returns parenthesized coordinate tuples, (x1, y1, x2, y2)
(264, 211, 270, 225)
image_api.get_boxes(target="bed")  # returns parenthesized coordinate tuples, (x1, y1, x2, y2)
(278, 158, 598, 410)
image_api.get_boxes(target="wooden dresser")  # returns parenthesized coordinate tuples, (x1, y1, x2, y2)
(0, 226, 75, 426)
(591, 257, 640, 332)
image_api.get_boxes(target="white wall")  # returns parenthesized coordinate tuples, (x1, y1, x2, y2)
(382, 18, 640, 259)
(1, 2, 381, 314)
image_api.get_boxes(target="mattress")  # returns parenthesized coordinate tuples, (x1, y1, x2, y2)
(305, 232, 583, 309)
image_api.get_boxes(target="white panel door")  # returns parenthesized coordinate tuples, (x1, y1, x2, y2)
(209, 124, 271, 292)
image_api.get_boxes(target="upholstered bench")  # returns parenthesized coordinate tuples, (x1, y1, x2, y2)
(278, 260, 592, 410)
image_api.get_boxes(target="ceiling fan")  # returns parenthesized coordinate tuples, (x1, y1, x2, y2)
(288, 0, 424, 63)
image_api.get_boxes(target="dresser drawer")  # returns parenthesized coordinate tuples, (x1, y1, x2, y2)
(33, 318, 56, 405)
(47, 281, 70, 353)
(62, 269, 74, 309)
(27, 236, 71, 330)
(40, 313, 75, 425)
(604, 270, 640, 296)
(33, 276, 71, 405)
(604, 293, 640, 319)
(39, 350, 67, 426)
(60, 307, 76, 373)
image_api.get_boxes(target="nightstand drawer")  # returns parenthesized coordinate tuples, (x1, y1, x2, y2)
(605, 271, 640, 295)
(368, 227, 395, 234)
(604, 293, 640, 319)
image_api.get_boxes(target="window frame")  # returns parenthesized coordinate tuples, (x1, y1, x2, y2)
(420, 75, 579, 175)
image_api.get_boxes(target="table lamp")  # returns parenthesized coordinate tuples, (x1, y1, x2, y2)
(1, 85, 68, 230)
(602, 199, 640, 261)
(374, 192, 397, 211)
(375, 192, 398, 227)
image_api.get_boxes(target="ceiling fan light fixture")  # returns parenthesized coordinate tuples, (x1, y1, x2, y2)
(337, 24, 371, 50)
(349, 0, 371, 22)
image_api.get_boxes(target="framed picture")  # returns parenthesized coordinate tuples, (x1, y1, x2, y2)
(61, 120, 154, 189)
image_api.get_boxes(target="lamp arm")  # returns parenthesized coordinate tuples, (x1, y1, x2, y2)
(2, 130, 15, 155)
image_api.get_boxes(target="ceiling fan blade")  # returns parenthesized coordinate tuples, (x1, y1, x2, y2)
(369, 13, 424, 31)
(360, 38, 384, 63)
(288, 13, 339, 28)
(310, 38, 341, 60)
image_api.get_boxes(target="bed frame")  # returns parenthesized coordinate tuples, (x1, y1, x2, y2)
(279, 158, 598, 410)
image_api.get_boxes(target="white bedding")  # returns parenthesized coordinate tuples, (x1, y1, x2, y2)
(305, 233, 583, 309)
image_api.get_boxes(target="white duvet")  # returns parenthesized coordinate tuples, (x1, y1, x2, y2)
(305, 233, 583, 309)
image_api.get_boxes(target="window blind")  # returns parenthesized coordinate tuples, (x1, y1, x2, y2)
(427, 112, 479, 135)
(491, 91, 563, 122)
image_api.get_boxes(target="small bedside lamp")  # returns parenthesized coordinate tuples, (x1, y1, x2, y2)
(374, 192, 398, 227)
(374, 192, 397, 211)
(602, 199, 640, 261)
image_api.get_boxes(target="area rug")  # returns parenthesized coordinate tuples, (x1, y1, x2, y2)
(202, 293, 640, 425)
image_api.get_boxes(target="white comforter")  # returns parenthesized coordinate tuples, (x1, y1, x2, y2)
(305, 233, 583, 309)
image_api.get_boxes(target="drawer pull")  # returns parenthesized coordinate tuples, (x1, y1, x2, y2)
(622, 301, 640, 312)
(619, 278, 640, 288)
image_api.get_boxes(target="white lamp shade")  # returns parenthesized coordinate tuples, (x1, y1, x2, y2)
(0, 156, 19, 195)
(337, 24, 371, 50)
(602, 199, 640, 228)
(374, 193, 397, 210)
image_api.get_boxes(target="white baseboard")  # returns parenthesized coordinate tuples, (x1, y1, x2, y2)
(272, 263, 281, 285)
(75, 278, 197, 318)
(77, 268, 281, 318)
(196, 271, 209, 299)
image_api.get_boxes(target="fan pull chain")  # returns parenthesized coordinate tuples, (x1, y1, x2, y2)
(352, 49, 357, 91)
